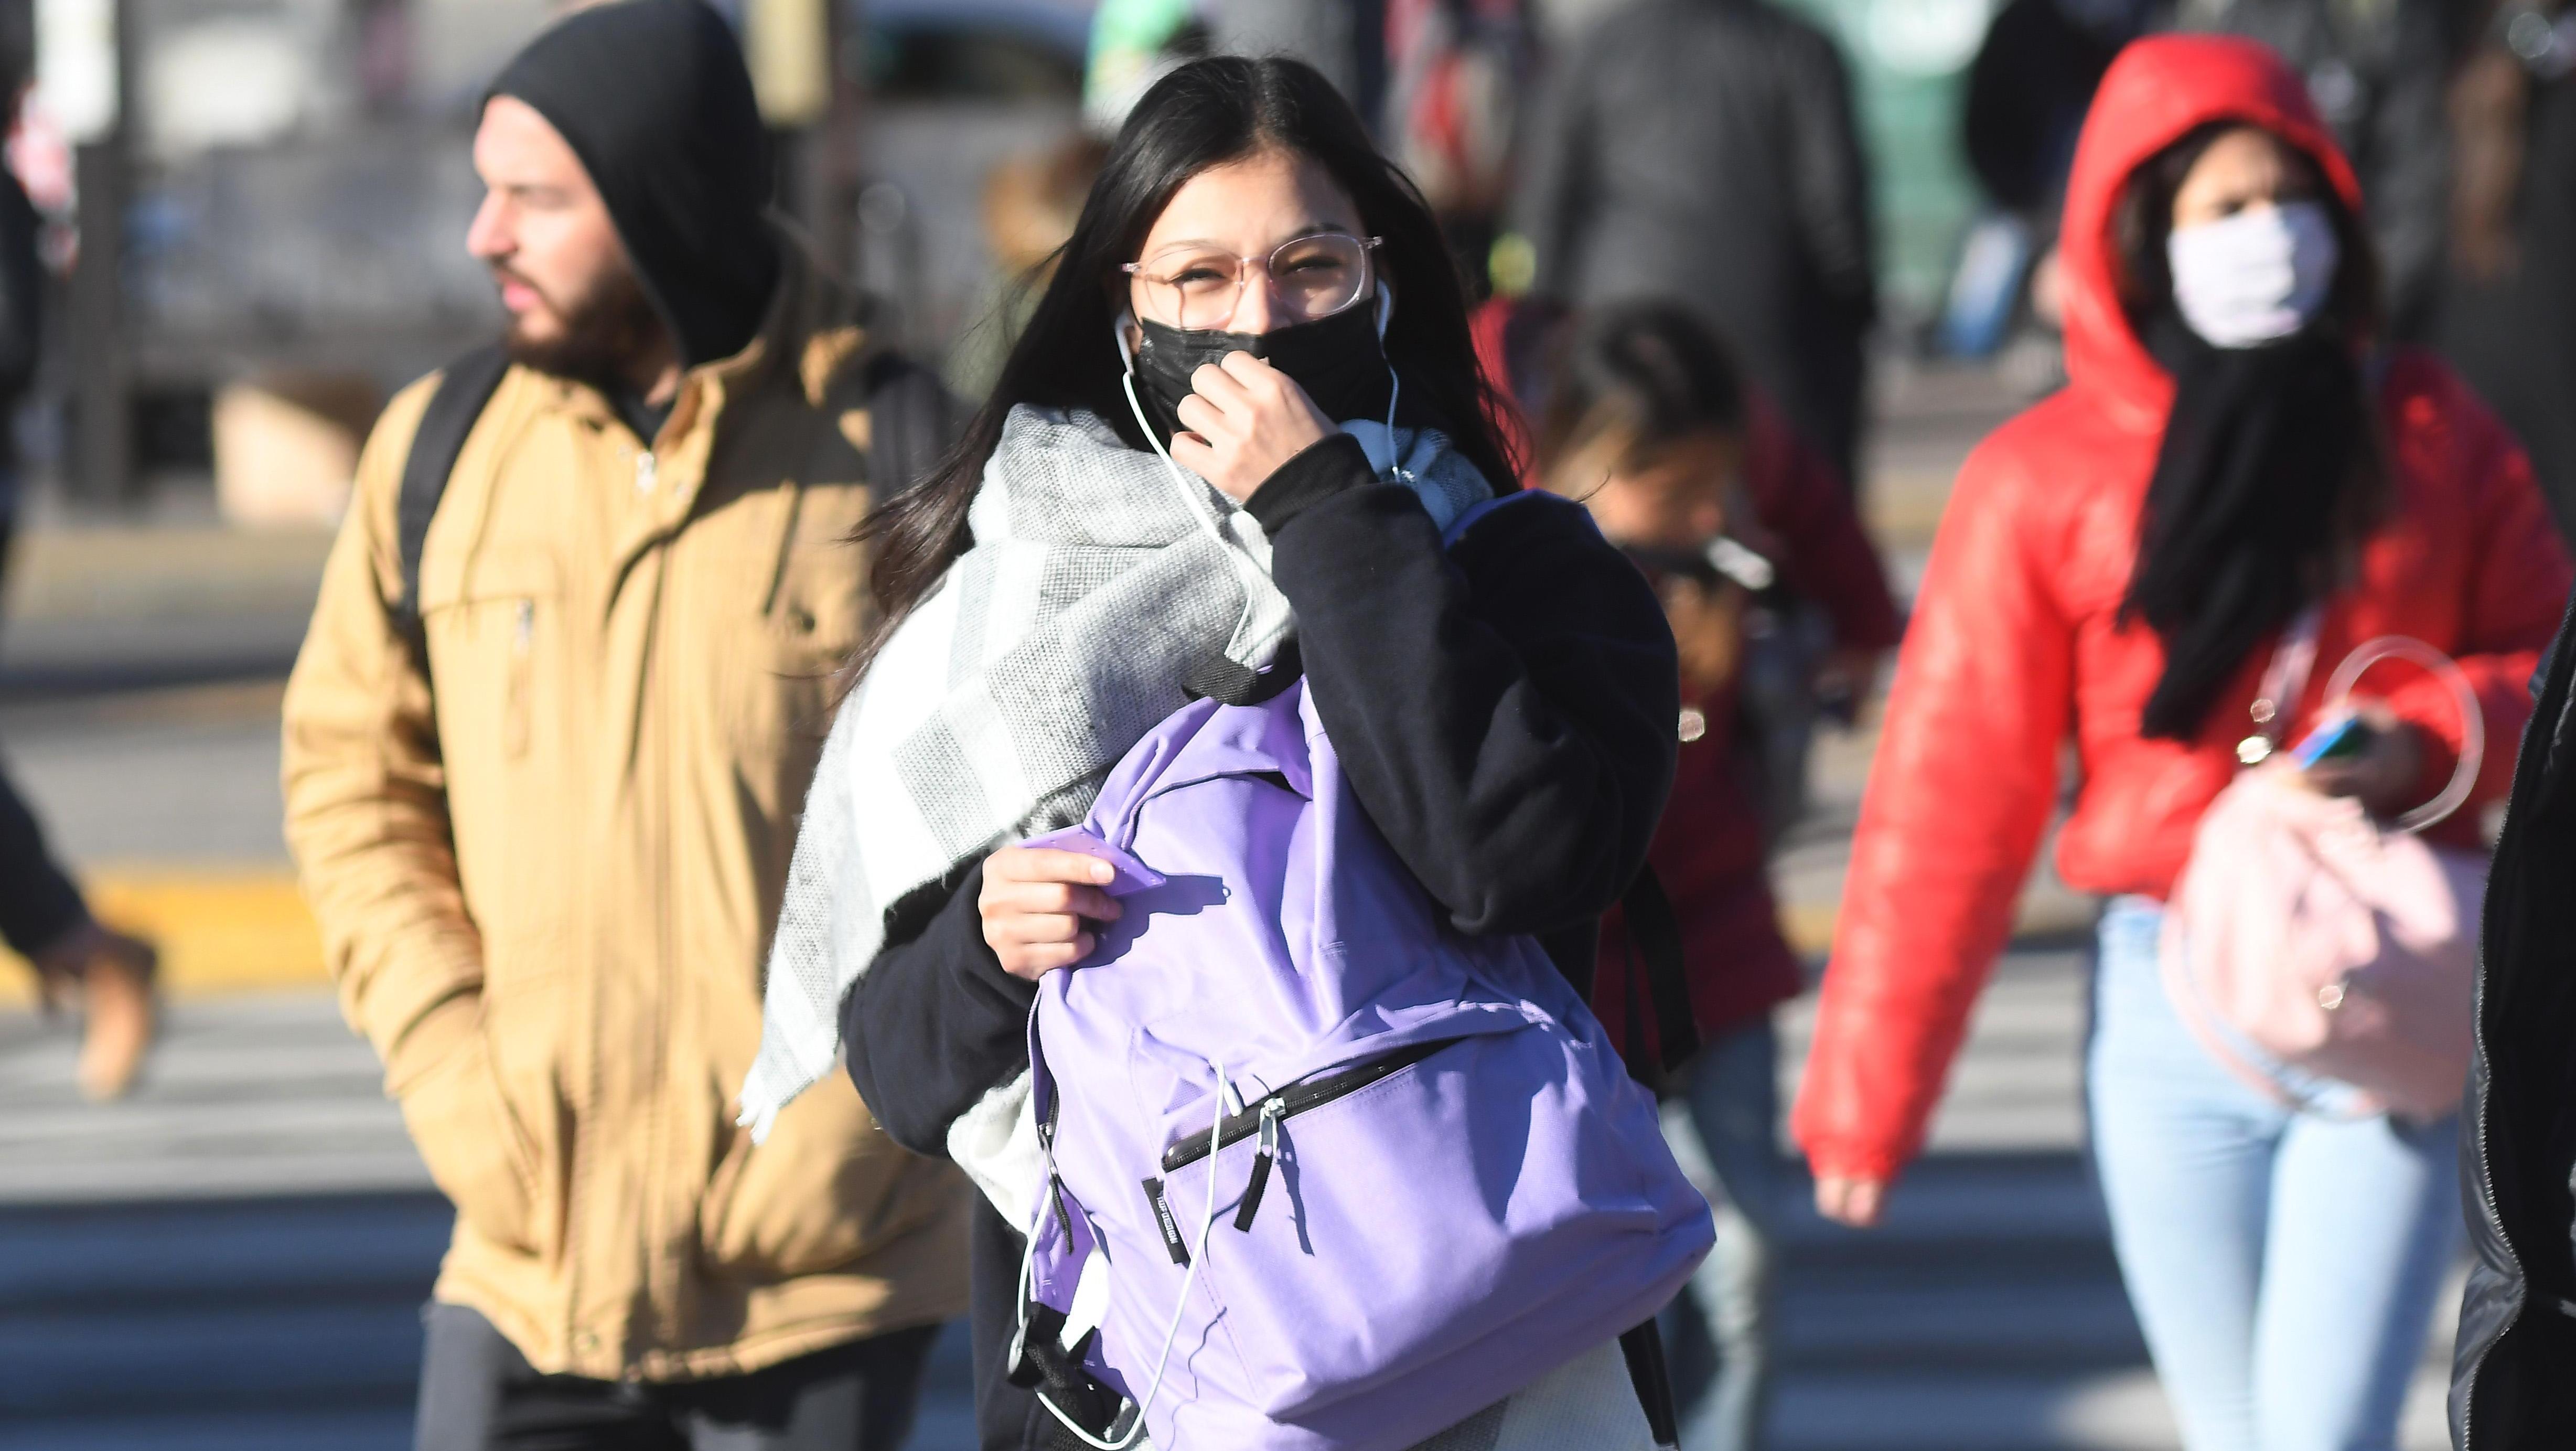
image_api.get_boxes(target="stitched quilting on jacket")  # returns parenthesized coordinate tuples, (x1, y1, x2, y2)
(283, 243, 969, 1382)
(1789, 35, 2572, 1186)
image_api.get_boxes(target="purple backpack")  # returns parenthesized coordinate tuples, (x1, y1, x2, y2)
(1011, 678, 1714, 1451)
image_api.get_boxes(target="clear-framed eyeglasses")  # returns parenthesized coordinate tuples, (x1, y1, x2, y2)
(1122, 232, 1386, 330)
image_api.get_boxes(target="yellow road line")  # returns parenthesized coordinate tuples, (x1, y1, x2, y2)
(0, 867, 326, 1006)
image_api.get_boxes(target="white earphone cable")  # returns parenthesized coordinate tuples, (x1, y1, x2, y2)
(1026, 1057, 1233, 1450)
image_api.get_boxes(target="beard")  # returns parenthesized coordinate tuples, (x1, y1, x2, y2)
(497, 261, 666, 391)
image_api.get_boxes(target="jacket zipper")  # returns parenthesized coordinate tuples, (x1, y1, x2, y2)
(506, 600, 534, 756)
(2461, 808, 2517, 1451)
(1159, 1037, 1459, 1175)
(2456, 647, 2576, 1448)
(1154, 1037, 1459, 1234)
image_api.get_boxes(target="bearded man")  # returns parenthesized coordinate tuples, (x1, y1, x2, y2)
(282, 4, 966, 1447)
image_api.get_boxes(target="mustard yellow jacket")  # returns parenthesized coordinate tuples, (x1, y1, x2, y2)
(283, 249, 967, 1381)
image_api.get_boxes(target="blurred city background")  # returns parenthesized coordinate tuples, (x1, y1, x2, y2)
(0, 0, 2491, 1447)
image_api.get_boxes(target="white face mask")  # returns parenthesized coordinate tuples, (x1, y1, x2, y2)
(2165, 201, 2340, 348)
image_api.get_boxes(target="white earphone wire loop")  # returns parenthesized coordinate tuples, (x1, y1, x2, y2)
(2320, 635, 2486, 835)
(1028, 1056, 1233, 1450)
(1116, 312, 1237, 553)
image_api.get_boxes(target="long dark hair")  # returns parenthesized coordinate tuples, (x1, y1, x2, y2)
(2111, 121, 2388, 741)
(856, 56, 1516, 668)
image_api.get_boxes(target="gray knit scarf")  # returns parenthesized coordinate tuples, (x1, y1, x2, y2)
(739, 404, 1488, 1222)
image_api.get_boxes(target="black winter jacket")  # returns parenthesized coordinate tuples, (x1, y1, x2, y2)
(2454, 589, 2576, 1447)
(1511, 0, 1875, 489)
(840, 434, 1680, 1450)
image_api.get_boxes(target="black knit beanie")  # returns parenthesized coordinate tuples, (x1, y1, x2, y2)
(490, 0, 781, 367)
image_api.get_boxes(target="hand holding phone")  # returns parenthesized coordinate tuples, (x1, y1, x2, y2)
(2289, 711, 2375, 770)
(2290, 700, 2424, 819)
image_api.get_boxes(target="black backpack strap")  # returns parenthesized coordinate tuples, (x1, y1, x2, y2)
(1619, 1319, 1682, 1448)
(394, 343, 511, 631)
(858, 354, 956, 503)
(1622, 865, 1701, 1082)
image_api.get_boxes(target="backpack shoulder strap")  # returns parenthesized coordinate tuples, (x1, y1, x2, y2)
(1619, 1320, 1682, 1449)
(394, 343, 511, 628)
(1620, 865, 1701, 1085)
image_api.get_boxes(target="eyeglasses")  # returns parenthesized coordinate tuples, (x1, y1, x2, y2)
(1122, 232, 1385, 330)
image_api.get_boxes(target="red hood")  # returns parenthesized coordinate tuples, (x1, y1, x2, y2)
(2058, 36, 2363, 432)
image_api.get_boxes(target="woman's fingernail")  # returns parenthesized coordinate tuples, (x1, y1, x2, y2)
(1093, 861, 1114, 882)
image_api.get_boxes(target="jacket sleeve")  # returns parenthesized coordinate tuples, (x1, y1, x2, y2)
(1743, 396, 1902, 653)
(1248, 436, 1680, 942)
(281, 378, 532, 1236)
(1789, 435, 2073, 1183)
(840, 859, 1039, 1158)
(2380, 380, 2573, 818)
(1509, 31, 1598, 300)
(1783, 24, 1878, 328)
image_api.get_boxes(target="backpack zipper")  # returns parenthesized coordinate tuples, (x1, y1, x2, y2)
(1156, 1030, 1461, 1225)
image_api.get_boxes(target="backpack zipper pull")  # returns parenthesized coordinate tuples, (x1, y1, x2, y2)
(1234, 1098, 1284, 1232)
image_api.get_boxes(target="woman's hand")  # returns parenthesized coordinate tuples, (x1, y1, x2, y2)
(979, 846, 1123, 981)
(1167, 351, 1335, 503)
(1815, 1173, 1888, 1228)
(1660, 575, 1745, 701)
(2299, 699, 2427, 819)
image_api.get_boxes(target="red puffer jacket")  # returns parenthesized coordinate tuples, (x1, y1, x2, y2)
(1791, 35, 2574, 1185)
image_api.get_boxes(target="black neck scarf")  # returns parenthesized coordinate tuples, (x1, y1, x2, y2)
(2123, 312, 2371, 740)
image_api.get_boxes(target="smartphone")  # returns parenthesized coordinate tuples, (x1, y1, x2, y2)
(2289, 712, 2376, 769)
(1016, 825, 1167, 899)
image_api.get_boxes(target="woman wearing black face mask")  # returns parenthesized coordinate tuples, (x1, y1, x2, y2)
(737, 56, 1680, 1451)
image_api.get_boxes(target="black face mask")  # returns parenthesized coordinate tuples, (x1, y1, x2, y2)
(1130, 300, 1394, 444)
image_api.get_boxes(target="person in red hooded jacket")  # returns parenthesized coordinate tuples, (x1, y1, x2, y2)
(1789, 35, 2570, 1451)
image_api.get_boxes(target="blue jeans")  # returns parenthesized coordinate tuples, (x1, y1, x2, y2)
(1657, 1018, 1783, 1451)
(2087, 897, 2461, 1451)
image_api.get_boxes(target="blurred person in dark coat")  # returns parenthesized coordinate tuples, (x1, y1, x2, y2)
(2165, 0, 2454, 339)
(2439, 0, 2576, 543)
(1510, 0, 1876, 494)
(1964, 0, 2158, 296)
(0, 42, 157, 1103)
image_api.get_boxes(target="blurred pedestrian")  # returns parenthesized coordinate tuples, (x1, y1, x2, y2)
(2439, 0, 2576, 543)
(1, 772, 157, 1100)
(1789, 36, 2568, 1451)
(2165, 0, 2454, 339)
(1967, 0, 2155, 241)
(281, 4, 968, 1448)
(949, 133, 1108, 400)
(0, 46, 156, 1104)
(1536, 302, 1898, 1451)
(1511, 0, 1875, 493)
(1382, 0, 1537, 278)
(739, 54, 1685, 1450)
(1083, 0, 1386, 135)
(1955, 0, 2155, 365)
